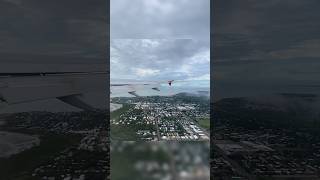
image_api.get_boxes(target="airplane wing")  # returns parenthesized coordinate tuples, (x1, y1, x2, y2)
(110, 79, 174, 97)
(0, 72, 107, 111)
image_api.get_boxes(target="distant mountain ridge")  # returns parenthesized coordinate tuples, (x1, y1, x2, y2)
(174, 91, 209, 98)
(213, 93, 320, 131)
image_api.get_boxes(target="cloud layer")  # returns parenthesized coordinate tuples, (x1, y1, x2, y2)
(111, 0, 210, 39)
(213, 0, 320, 99)
(111, 0, 210, 84)
(111, 39, 210, 81)
(0, 0, 107, 62)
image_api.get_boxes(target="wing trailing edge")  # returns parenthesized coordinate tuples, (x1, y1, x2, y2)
(57, 94, 95, 111)
(128, 91, 140, 97)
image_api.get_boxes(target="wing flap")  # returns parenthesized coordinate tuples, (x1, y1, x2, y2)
(57, 94, 94, 111)
(128, 91, 140, 97)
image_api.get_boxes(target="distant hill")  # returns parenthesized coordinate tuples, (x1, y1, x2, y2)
(213, 93, 320, 132)
(174, 91, 209, 98)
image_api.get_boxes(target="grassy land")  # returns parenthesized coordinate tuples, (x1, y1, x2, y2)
(111, 103, 148, 141)
(0, 133, 82, 179)
(111, 124, 140, 141)
(197, 117, 210, 130)
(111, 103, 134, 121)
(111, 123, 156, 141)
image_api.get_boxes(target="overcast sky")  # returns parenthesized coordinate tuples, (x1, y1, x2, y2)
(111, 0, 209, 39)
(0, 0, 107, 70)
(111, 0, 210, 86)
(111, 39, 209, 81)
(214, 0, 320, 99)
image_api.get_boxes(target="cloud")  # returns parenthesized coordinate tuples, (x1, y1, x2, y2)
(111, 0, 210, 39)
(111, 39, 210, 81)
(214, 0, 320, 62)
(213, 0, 320, 98)
(0, 0, 107, 61)
(134, 68, 160, 77)
(187, 74, 210, 81)
(110, 0, 210, 90)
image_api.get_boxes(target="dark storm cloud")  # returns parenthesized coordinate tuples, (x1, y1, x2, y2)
(0, 0, 107, 61)
(111, 0, 210, 39)
(213, 0, 320, 99)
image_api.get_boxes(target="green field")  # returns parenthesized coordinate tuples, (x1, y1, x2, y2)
(197, 117, 210, 130)
(111, 124, 140, 141)
(111, 123, 157, 141)
(111, 104, 158, 141)
(111, 104, 139, 140)
(111, 104, 134, 121)
(0, 133, 81, 179)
